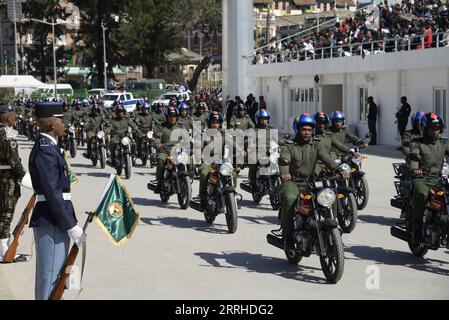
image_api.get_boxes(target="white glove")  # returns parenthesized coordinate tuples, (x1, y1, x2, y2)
(68, 225, 87, 248)
(20, 172, 33, 190)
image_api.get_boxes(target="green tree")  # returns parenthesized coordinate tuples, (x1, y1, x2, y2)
(182, 0, 222, 91)
(22, 0, 71, 82)
(71, 0, 127, 87)
(118, 0, 184, 79)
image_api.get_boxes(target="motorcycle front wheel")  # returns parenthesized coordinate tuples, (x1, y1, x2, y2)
(70, 140, 77, 158)
(224, 192, 238, 233)
(100, 146, 106, 169)
(319, 228, 345, 283)
(354, 175, 369, 211)
(337, 193, 358, 233)
(124, 153, 132, 179)
(177, 176, 192, 210)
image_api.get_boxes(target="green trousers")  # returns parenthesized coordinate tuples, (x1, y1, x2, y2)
(411, 178, 438, 234)
(156, 152, 169, 180)
(199, 163, 212, 195)
(279, 181, 305, 229)
(248, 164, 257, 187)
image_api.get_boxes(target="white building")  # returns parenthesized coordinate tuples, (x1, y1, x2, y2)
(248, 47, 449, 146)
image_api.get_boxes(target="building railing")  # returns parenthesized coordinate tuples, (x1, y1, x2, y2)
(251, 1, 382, 55)
(249, 31, 449, 65)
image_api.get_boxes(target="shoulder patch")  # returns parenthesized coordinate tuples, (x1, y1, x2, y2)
(10, 141, 17, 149)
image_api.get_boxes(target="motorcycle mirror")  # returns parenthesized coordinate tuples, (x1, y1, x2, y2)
(278, 157, 290, 166)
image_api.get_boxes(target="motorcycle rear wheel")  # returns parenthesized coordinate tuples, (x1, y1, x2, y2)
(354, 175, 369, 211)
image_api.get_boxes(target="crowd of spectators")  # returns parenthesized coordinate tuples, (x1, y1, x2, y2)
(252, 0, 449, 64)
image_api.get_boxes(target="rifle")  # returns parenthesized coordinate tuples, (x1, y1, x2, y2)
(3, 194, 36, 263)
(49, 212, 94, 301)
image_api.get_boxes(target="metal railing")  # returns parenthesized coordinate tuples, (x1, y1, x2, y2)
(251, 0, 382, 56)
(249, 31, 449, 65)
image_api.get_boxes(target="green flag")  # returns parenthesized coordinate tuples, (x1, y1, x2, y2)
(63, 150, 78, 186)
(94, 174, 140, 246)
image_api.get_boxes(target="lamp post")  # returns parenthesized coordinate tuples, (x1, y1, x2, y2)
(31, 18, 67, 99)
(101, 21, 107, 91)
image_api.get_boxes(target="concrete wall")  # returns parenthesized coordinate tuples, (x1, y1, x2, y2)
(222, 0, 254, 101)
(249, 47, 449, 146)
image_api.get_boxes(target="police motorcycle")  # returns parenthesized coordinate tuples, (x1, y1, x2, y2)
(391, 155, 449, 257)
(59, 123, 77, 158)
(74, 116, 87, 147)
(267, 159, 349, 283)
(89, 122, 108, 169)
(240, 147, 281, 210)
(338, 133, 371, 211)
(319, 162, 358, 233)
(112, 128, 134, 179)
(190, 149, 242, 233)
(147, 146, 193, 210)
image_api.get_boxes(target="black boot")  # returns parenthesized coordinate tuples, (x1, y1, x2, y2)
(154, 180, 163, 194)
(283, 225, 295, 251)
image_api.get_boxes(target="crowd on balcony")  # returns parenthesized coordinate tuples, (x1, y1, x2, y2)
(252, 0, 449, 64)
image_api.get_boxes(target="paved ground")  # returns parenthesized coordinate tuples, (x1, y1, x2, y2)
(1, 136, 449, 300)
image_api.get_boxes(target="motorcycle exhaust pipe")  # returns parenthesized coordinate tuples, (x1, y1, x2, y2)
(189, 200, 203, 212)
(390, 226, 411, 242)
(239, 181, 252, 193)
(267, 234, 284, 250)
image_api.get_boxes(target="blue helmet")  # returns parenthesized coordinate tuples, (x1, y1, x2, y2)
(208, 111, 223, 123)
(165, 105, 178, 117)
(255, 109, 270, 124)
(420, 113, 445, 134)
(75, 99, 82, 108)
(293, 113, 315, 135)
(314, 112, 330, 124)
(142, 103, 151, 111)
(331, 111, 346, 124)
(179, 103, 189, 111)
(411, 111, 426, 129)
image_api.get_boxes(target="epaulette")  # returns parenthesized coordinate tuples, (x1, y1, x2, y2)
(39, 137, 50, 147)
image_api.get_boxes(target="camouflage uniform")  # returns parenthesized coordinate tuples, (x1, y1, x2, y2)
(0, 123, 25, 239)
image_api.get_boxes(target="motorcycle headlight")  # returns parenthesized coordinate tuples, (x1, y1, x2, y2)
(441, 163, 449, 177)
(80, 122, 85, 126)
(317, 188, 336, 207)
(269, 151, 280, 164)
(147, 131, 154, 139)
(19, 115, 23, 118)
(121, 137, 131, 146)
(220, 162, 234, 176)
(352, 153, 362, 166)
(339, 163, 351, 175)
(97, 131, 105, 139)
(29, 117, 33, 122)
(176, 151, 189, 165)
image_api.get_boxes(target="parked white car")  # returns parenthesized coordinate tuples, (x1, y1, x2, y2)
(152, 92, 190, 106)
(103, 91, 139, 112)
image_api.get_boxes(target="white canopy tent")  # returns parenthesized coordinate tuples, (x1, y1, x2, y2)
(0, 75, 45, 97)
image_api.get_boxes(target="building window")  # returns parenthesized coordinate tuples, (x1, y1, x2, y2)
(434, 87, 447, 124)
(159, 66, 164, 73)
(171, 66, 176, 74)
(290, 88, 316, 120)
(358, 87, 369, 121)
(194, 33, 199, 45)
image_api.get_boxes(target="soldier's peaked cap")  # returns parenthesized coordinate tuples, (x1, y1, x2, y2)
(0, 104, 14, 114)
(35, 102, 64, 118)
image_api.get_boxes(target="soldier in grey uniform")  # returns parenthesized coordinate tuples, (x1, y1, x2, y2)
(28, 102, 86, 300)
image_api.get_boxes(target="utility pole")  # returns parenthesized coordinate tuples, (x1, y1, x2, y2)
(52, 20, 57, 98)
(265, 3, 270, 48)
(13, 0, 18, 75)
(101, 21, 107, 91)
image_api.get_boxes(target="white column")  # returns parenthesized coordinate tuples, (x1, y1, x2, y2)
(222, 0, 254, 100)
